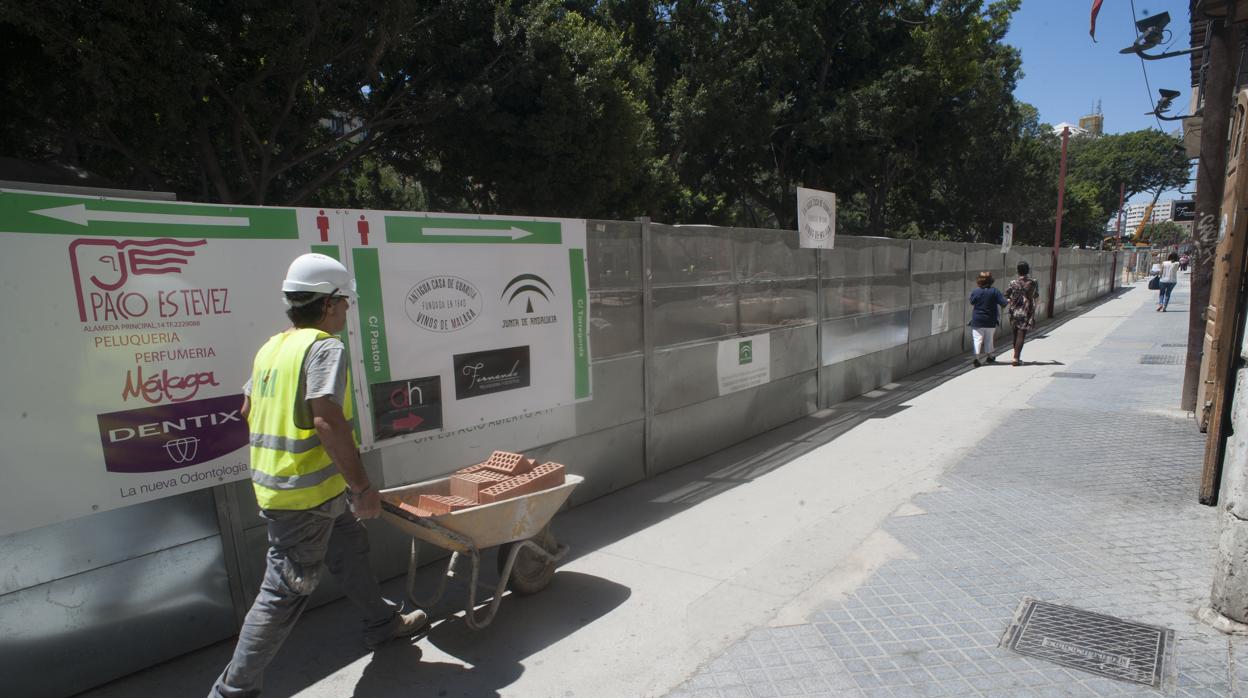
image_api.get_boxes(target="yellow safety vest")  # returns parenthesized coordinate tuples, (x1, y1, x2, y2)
(247, 328, 353, 510)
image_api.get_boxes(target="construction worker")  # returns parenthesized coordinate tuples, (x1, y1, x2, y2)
(210, 253, 427, 697)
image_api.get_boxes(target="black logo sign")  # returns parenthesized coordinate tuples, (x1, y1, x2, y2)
(500, 274, 559, 330)
(502, 274, 554, 314)
(369, 376, 442, 440)
(1173, 200, 1195, 222)
(453, 346, 531, 399)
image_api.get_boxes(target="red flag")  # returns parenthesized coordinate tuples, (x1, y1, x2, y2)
(1090, 0, 1104, 41)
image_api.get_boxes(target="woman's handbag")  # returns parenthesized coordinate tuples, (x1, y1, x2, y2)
(1148, 274, 1161, 290)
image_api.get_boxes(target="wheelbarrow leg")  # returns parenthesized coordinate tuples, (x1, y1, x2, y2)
(406, 538, 455, 609)
(464, 539, 562, 631)
(463, 543, 521, 631)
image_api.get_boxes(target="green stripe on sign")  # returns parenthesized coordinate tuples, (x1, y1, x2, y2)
(385, 216, 562, 245)
(351, 248, 391, 384)
(569, 248, 591, 398)
(0, 191, 298, 239)
(310, 244, 361, 441)
(311, 245, 339, 259)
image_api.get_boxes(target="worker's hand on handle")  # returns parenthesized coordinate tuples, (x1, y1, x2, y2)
(350, 488, 382, 519)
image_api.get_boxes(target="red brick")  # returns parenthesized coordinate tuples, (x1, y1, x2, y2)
(397, 501, 434, 518)
(449, 471, 509, 501)
(479, 462, 566, 504)
(454, 450, 534, 476)
(479, 450, 537, 476)
(417, 494, 477, 515)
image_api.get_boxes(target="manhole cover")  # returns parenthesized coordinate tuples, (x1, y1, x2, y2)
(1001, 598, 1173, 688)
(1139, 354, 1183, 365)
(1052, 372, 1095, 379)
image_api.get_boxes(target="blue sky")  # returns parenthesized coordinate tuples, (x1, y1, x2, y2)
(1004, 0, 1194, 203)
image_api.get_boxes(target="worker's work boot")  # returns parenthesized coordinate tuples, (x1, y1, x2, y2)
(366, 609, 430, 649)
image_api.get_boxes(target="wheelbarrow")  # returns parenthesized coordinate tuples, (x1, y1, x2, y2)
(379, 474, 582, 630)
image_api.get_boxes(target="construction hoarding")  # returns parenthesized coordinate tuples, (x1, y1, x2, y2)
(0, 190, 591, 536)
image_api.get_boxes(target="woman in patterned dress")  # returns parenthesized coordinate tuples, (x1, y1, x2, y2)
(1004, 261, 1039, 366)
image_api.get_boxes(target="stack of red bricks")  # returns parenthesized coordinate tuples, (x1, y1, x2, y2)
(397, 450, 566, 517)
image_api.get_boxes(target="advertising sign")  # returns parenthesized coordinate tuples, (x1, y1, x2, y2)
(338, 210, 591, 452)
(0, 189, 342, 536)
(717, 334, 771, 396)
(1173, 200, 1195, 222)
(1002, 222, 1014, 254)
(796, 187, 836, 249)
(0, 192, 593, 534)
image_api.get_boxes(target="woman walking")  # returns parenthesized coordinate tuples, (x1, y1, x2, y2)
(1157, 252, 1180, 311)
(968, 271, 1007, 367)
(1005, 261, 1039, 366)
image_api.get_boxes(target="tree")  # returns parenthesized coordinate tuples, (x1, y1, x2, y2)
(646, 0, 1037, 239)
(1140, 220, 1189, 248)
(385, 0, 662, 218)
(1062, 129, 1191, 246)
(3, 0, 462, 204)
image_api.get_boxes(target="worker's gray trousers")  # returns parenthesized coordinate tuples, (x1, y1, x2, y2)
(209, 493, 400, 697)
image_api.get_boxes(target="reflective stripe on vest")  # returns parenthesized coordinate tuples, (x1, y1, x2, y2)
(247, 328, 353, 510)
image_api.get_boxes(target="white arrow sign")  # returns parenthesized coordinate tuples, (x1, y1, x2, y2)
(423, 226, 533, 240)
(31, 204, 250, 228)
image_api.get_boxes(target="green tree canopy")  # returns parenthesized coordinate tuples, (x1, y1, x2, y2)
(1140, 220, 1189, 248)
(1062, 129, 1191, 246)
(1, 0, 1180, 247)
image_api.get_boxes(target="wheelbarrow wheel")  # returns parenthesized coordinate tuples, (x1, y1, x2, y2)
(496, 525, 558, 595)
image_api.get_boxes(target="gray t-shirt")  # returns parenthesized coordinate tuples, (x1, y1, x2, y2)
(244, 336, 348, 429)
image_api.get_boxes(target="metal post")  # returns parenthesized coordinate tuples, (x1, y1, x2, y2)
(815, 247, 824, 409)
(638, 217, 656, 477)
(1049, 126, 1070, 319)
(211, 483, 251, 628)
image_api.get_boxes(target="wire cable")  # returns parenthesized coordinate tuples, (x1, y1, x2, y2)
(1130, 0, 1167, 130)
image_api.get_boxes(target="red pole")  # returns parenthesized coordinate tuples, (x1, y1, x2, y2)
(1049, 126, 1070, 318)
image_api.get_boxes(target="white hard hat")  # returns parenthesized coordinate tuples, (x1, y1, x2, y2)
(281, 253, 357, 299)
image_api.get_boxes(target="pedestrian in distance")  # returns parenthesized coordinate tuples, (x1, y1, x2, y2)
(1157, 252, 1180, 311)
(968, 271, 1007, 367)
(210, 253, 428, 698)
(1179, 253, 1190, 272)
(1004, 261, 1039, 367)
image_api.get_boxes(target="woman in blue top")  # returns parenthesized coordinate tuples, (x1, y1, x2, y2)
(968, 271, 1007, 367)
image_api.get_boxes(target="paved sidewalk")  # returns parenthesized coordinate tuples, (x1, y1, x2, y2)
(84, 276, 1244, 698)
(668, 277, 1245, 697)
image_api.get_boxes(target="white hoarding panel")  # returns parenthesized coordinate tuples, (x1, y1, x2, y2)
(0, 189, 344, 536)
(339, 210, 592, 455)
(717, 334, 771, 396)
(797, 187, 836, 249)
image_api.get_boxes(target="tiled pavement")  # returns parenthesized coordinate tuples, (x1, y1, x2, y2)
(669, 278, 1248, 697)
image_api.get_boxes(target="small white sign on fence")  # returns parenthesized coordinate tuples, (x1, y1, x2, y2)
(932, 302, 950, 335)
(797, 187, 836, 249)
(717, 334, 771, 396)
(1002, 222, 1014, 254)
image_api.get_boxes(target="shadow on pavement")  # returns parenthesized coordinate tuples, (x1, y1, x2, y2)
(351, 572, 629, 697)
